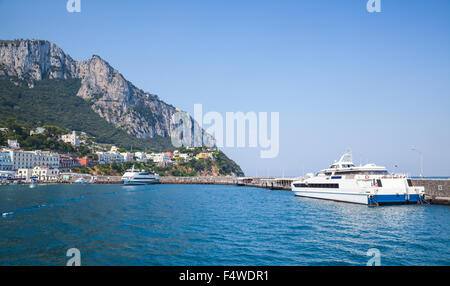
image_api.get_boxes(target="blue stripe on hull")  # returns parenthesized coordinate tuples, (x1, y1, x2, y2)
(371, 194, 422, 205)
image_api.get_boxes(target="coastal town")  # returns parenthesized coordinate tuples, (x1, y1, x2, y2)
(0, 126, 223, 184)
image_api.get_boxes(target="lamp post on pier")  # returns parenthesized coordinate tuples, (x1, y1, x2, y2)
(411, 147, 423, 178)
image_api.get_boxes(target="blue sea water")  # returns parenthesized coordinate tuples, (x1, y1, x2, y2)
(0, 184, 449, 266)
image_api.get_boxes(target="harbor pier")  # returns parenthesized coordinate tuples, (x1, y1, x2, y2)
(412, 179, 450, 205)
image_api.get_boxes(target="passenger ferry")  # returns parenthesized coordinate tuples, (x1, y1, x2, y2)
(291, 151, 425, 206)
(121, 165, 160, 185)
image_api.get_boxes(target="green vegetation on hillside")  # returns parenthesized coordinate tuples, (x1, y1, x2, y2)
(0, 119, 77, 153)
(0, 78, 173, 151)
(177, 147, 244, 176)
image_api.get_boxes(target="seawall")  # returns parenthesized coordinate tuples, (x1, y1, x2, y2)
(412, 179, 450, 205)
(160, 176, 237, 185)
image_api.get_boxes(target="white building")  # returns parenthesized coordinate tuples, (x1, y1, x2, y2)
(6, 150, 59, 170)
(32, 166, 59, 181)
(134, 152, 148, 162)
(8, 150, 34, 170)
(7, 139, 20, 149)
(148, 153, 172, 166)
(33, 151, 60, 169)
(0, 152, 13, 171)
(178, 153, 191, 161)
(16, 168, 33, 181)
(61, 131, 80, 147)
(115, 152, 124, 163)
(30, 127, 46, 136)
(96, 152, 118, 164)
(120, 152, 134, 162)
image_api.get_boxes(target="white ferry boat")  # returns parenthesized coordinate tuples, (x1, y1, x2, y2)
(291, 151, 425, 206)
(121, 165, 160, 185)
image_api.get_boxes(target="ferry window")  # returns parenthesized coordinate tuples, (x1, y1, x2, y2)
(294, 183, 306, 188)
(376, 179, 383, 187)
(407, 179, 413, 187)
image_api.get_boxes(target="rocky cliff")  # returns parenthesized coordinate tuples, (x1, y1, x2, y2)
(0, 40, 215, 147)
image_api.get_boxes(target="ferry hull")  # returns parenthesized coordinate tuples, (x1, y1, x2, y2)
(293, 190, 368, 205)
(293, 190, 425, 206)
(122, 180, 160, 185)
(371, 194, 423, 205)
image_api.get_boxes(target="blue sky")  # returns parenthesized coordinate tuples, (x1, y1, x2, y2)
(1, 0, 449, 176)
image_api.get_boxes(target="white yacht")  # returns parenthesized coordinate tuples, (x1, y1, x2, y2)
(291, 151, 425, 206)
(121, 165, 160, 185)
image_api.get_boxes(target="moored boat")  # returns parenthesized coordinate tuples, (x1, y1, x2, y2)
(121, 165, 160, 185)
(291, 151, 426, 206)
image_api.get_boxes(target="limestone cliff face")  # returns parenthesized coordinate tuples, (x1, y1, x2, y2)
(0, 40, 215, 146)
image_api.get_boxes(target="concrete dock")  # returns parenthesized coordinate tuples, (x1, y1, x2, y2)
(412, 178, 450, 205)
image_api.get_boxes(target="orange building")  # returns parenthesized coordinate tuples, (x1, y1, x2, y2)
(77, 157, 94, 167)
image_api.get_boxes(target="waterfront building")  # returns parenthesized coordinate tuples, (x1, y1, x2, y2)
(59, 155, 81, 171)
(0, 152, 13, 171)
(6, 150, 59, 170)
(8, 150, 35, 170)
(61, 131, 80, 147)
(33, 151, 60, 169)
(0, 170, 15, 179)
(16, 168, 33, 181)
(32, 166, 59, 181)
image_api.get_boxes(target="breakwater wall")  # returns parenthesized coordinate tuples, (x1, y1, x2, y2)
(236, 177, 295, 190)
(412, 179, 450, 205)
(92, 176, 122, 184)
(159, 176, 295, 190)
(160, 176, 237, 185)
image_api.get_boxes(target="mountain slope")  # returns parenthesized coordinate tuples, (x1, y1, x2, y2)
(0, 39, 215, 147)
(0, 78, 172, 151)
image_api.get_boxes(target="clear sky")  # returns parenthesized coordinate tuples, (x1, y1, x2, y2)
(1, 0, 449, 177)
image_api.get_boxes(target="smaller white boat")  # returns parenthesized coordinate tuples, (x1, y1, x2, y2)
(75, 178, 85, 184)
(122, 165, 160, 185)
